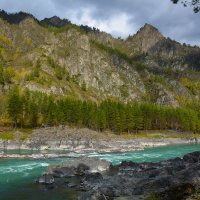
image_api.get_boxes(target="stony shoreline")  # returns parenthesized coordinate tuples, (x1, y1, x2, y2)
(0, 127, 199, 159)
(36, 152, 200, 200)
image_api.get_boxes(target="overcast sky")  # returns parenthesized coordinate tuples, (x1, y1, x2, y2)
(0, 0, 199, 45)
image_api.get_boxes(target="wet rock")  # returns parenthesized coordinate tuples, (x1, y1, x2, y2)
(160, 183, 195, 200)
(36, 174, 54, 185)
(183, 151, 200, 163)
(48, 157, 111, 177)
(51, 166, 75, 178)
(80, 172, 104, 191)
(66, 182, 77, 188)
(37, 151, 200, 200)
(75, 163, 90, 176)
(82, 172, 103, 185)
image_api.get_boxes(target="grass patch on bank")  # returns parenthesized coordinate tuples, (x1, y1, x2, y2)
(0, 126, 199, 141)
(0, 128, 33, 140)
(0, 132, 14, 140)
(120, 130, 200, 139)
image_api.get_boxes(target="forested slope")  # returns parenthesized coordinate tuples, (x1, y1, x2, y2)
(0, 10, 200, 132)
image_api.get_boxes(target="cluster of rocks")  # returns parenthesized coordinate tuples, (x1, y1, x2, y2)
(36, 151, 200, 200)
(1, 127, 198, 157)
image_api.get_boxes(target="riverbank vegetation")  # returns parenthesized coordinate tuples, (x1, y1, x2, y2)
(1, 87, 199, 134)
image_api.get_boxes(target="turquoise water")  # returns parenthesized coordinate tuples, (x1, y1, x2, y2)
(0, 144, 200, 200)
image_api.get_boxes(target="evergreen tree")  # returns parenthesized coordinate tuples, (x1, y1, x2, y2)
(98, 110, 107, 131)
(126, 105, 135, 133)
(133, 105, 143, 133)
(7, 87, 23, 127)
(3, 88, 200, 133)
(29, 101, 38, 127)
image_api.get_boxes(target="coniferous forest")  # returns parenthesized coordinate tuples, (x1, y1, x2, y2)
(2, 87, 200, 133)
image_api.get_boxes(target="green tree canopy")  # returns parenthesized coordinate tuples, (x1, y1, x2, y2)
(7, 87, 23, 127)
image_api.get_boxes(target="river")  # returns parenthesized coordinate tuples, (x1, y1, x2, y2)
(0, 143, 200, 200)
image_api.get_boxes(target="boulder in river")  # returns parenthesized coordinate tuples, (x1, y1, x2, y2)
(36, 174, 54, 185)
(36, 151, 200, 200)
(48, 157, 111, 177)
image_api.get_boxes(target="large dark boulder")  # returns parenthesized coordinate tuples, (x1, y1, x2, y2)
(51, 166, 75, 178)
(75, 164, 90, 176)
(36, 174, 54, 185)
(82, 172, 103, 184)
(183, 151, 200, 163)
(36, 151, 200, 200)
(160, 183, 195, 200)
(48, 157, 111, 176)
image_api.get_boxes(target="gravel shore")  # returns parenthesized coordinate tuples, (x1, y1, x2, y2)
(0, 127, 199, 159)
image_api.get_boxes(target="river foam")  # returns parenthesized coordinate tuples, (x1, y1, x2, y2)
(0, 143, 200, 200)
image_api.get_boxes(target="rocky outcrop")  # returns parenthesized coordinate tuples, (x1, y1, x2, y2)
(127, 23, 165, 53)
(36, 151, 200, 200)
(36, 174, 54, 185)
(0, 10, 200, 105)
(40, 16, 71, 27)
(48, 157, 111, 176)
(126, 23, 200, 70)
(0, 127, 198, 158)
(0, 10, 38, 24)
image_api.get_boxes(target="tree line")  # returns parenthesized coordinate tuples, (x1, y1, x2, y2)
(5, 87, 200, 133)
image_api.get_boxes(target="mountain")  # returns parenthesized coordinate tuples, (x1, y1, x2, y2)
(0, 10, 200, 107)
(125, 23, 200, 70)
(40, 16, 72, 27)
(0, 10, 38, 24)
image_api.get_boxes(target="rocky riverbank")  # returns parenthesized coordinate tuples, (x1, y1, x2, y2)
(0, 127, 199, 158)
(36, 151, 200, 200)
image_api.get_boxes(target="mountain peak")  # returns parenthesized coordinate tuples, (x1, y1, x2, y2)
(143, 23, 159, 30)
(0, 10, 37, 25)
(137, 23, 164, 38)
(41, 16, 71, 27)
(128, 23, 165, 52)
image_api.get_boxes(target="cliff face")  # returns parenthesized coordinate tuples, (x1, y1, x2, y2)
(126, 23, 200, 70)
(0, 11, 200, 106)
(40, 16, 72, 27)
(126, 24, 165, 53)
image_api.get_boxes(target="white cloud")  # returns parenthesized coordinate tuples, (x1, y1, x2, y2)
(72, 9, 134, 38)
(0, 0, 199, 45)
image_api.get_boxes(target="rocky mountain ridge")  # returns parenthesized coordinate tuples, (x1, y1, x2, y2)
(125, 23, 200, 70)
(0, 10, 200, 106)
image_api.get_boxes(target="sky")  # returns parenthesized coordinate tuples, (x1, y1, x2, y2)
(0, 0, 199, 45)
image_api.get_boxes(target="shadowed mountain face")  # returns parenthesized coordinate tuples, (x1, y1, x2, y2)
(126, 23, 165, 53)
(125, 23, 200, 70)
(40, 16, 72, 27)
(0, 10, 38, 24)
(0, 10, 200, 106)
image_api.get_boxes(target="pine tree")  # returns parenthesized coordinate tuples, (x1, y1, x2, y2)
(98, 110, 107, 131)
(29, 101, 38, 127)
(140, 104, 153, 131)
(133, 105, 143, 133)
(126, 105, 135, 133)
(7, 87, 23, 127)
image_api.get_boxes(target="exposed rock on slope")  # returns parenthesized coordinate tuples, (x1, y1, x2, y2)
(126, 23, 165, 53)
(0, 10, 200, 105)
(41, 16, 72, 27)
(126, 23, 200, 70)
